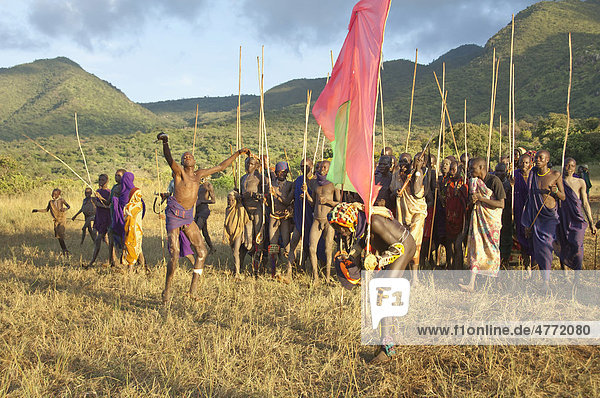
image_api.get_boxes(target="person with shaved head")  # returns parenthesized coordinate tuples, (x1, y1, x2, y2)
(157, 132, 249, 303)
(521, 149, 565, 290)
(557, 158, 596, 273)
(459, 157, 505, 292)
(514, 153, 534, 274)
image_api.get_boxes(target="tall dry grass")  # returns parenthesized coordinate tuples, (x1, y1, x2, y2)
(1, 186, 599, 396)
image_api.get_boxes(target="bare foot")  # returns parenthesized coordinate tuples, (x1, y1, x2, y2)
(368, 349, 391, 365)
(161, 289, 171, 305)
(458, 283, 475, 293)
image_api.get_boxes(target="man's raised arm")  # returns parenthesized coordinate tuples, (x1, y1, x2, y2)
(157, 133, 180, 173)
(197, 148, 250, 179)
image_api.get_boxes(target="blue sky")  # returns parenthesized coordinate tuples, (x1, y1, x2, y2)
(0, 0, 538, 103)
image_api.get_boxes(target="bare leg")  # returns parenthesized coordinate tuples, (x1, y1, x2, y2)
(323, 222, 335, 281)
(308, 220, 322, 282)
(286, 226, 303, 279)
(162, 228, 180, 304)
(89, 231, 108, 266)
(183, 222, 208, 299)
(232, 236, 243, 276)
(459, 272, 477, 292)
(58, 238, 69, 254)
(80, 227, 86, 245)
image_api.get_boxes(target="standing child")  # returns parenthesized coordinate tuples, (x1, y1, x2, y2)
(72, 187, 97, 244)
(32, 188, 71, 255)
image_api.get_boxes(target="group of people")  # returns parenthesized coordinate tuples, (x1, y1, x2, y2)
(30, 133, 598, 363)
(32, 135, 597, 298)
(33, 170, 147, 270)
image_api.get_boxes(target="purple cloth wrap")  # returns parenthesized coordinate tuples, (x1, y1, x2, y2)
(557, 178, 587, 270)
(165, 196, 194, 258)
(514, 169, 532, 256)
(111, 172, 135, 246)
(521, 171, 558, 280)
(275, 161, 289, 172)
(293, 176, 314, 234)
(94, 188, 111, 234)
(316, 172, 331, 186)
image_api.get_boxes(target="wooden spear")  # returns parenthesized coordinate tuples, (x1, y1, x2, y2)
(237, 45, 242, 189)
(23, 133, 95, 191)
(486, 49, 498, 170)
(192, 104, 199, 157)
(405, 49, 418, 152)
(299, 90, 311, 269)
(155, 148, 166, 263)
(432, 72, 460, 157)
(562, 32, 573, 173)
(74, 112, 92, 186)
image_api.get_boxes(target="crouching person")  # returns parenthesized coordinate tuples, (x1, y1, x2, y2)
(327, 202, 415, 364)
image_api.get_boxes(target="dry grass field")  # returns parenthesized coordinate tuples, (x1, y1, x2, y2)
(1, 182, 600, 397)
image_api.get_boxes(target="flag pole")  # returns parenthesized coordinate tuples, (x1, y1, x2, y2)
(378, 68, 386, 150)
(366, 0, 392, 251)
(405, 49, 418, 152)
(562, 32, 573, 173)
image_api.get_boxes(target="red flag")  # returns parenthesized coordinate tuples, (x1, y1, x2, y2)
(312, 0, 390, 219)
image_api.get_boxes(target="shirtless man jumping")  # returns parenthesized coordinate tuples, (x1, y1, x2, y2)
(303, 160, 340, 283)
(157, 132, 249, 303)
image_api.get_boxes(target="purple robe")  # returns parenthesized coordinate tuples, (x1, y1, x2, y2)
(94, 188, 111, 234)
(111, 172, 135, 246)
(165, 196, 194, 257)
(521, 170, 558, 280)
(514, 169, 532, 257)
(557, 178, 587, 270)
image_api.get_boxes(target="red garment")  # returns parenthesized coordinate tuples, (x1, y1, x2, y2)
(444, 177, 468, 239)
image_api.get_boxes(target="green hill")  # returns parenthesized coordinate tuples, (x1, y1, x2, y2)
(143, 0, 600, 128)
(0, 57, 169, 139)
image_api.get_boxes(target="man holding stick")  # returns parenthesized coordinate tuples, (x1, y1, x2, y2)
(522, 150, 565, 290)
(157, 132, 249, 303)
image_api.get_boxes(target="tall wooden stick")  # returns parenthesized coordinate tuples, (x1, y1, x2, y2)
(509, 15, 515, 182)
(299, 90, 311, 268)
(428, 91, 446, 261)
(237, 45, 242, 189)
(442, 63, 446, 159)
(378, 68, 386, 150)
(498, 115, 502, 162)
(155, 148, 165, 263)
(464, 99, 468, 165)
(74, 113, 92, 186)
(432, 72, 460, 157)
(405, 49, 418, 152)
(486, 49, 497, 170)
(23, 133, 94, 190)
(192, 104, 199, 157)
(562, 32, 573, 173)
(258, 48, 275, 212)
